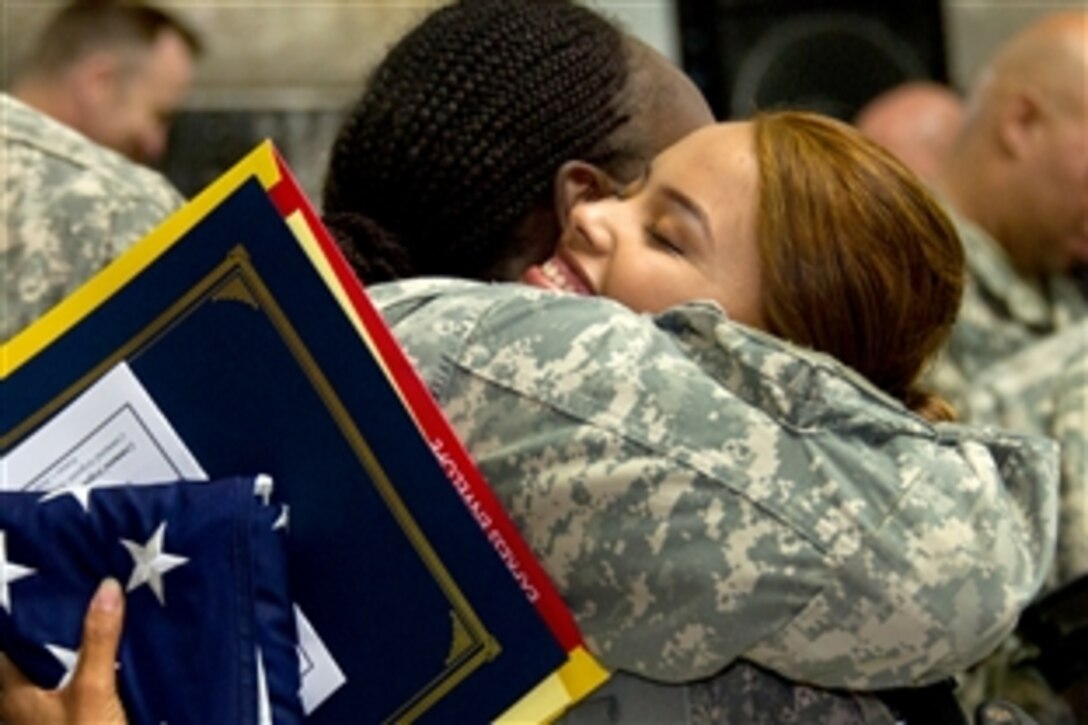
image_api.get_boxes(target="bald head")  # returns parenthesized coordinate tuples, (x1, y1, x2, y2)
(940, 11, 1088, 276)
(982, 11, 1087, 116)
(856, 82, 964, 183)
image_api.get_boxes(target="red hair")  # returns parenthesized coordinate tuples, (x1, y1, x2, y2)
(753, 111, 963, 421)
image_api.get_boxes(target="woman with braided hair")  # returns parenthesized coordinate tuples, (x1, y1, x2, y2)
(317, 3, 1051, 723)
(2, 3, 1053, 724)
(350, 103, 1043, 725)
(322, 0, 712, 283)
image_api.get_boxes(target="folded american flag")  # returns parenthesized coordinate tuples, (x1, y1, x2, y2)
(0, 475, 303, 725)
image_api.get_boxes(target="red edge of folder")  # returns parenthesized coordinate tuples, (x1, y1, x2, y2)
(267, 153, 584, 654)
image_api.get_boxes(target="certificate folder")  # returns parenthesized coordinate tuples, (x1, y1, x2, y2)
(1, 144, 606, 722)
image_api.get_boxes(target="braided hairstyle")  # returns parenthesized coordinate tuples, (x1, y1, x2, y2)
(322, 0, 630, 283)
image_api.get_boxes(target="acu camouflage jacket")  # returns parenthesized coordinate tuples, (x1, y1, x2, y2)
(371, 278, 1059, 692)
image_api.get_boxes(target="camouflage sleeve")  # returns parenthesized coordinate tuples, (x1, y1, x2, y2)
(683, 662, 896, 725)
(652, 302, 1058, 689)
(935, 223, 1088, 420)
(374, 280, 1058, 690)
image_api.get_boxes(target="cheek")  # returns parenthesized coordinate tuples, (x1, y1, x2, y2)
(111, 101, 141, 134)
(719, 273, 764, 329)
(1049, 134, 1088, 202)
(606, 256, 693, 313)
(1051, 158, 1088, 227)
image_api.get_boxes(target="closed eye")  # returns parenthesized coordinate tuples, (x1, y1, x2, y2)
(646, 226, 683, 255)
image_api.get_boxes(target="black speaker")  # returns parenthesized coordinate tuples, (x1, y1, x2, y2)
(677, 0, 948, 121)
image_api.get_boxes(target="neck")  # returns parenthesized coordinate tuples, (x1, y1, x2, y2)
(11, 76, 81, 132)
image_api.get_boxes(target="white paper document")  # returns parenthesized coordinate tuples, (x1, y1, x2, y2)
(295, 605, 349, 715)
(2, 363, 206, 492)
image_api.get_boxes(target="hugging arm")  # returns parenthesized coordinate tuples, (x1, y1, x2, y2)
(375, 279, 1058, 688)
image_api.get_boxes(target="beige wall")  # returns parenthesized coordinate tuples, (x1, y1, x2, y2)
(165, 2, 440, 110)
(944, 1, 1076, 91)
(1, 1, 441, 109)
(0, 1, 679, 109)
(0, 0, 1071, 109)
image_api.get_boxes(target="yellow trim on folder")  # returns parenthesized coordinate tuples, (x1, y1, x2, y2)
(495, 647, 609, 724)
(285, 210, 414, 415)
(1, 142, 282, 378)
(284, 211, 373, 345)
(559, 647, 610, 703)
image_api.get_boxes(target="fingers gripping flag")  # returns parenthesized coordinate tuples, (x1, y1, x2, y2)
(0, 476, 303, 724)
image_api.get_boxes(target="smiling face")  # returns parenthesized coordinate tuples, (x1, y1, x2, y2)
(530, 122, 766, 327)
(525, 111, 966, 419)
(493, 38, 715, 282)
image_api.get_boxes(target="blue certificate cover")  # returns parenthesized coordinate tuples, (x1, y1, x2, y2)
(0, 145, 605, 722)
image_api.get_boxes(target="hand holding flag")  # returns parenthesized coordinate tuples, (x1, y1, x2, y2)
(0, 476, 303, 724)
(0, 578, 127, 725)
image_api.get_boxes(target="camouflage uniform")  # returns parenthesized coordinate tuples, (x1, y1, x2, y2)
(959, 324, 1087, 725)
(1, 92, 182, 342)
(1052, 349, 1088, 586)
(563, 665, 898, 724)
(371, 278, 1058, 712)
(929, 209, 1087, 723)
(970, 321, 1088, 588)
(931, 208, 1088, 415)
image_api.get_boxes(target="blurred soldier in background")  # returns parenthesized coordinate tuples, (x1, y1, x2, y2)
(930, 11, 1088, 408)
(11, 0, 202, 164)
(855, 81, 965, 185)
(929, 11, 1088, 723)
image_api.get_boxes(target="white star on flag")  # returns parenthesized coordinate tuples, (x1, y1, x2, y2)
(121, 522, 188, 605)
(39, 481, 124, 512)
(45, 643, 78, 688)
(273, 506, 289, 532)
(0, 531, 36, 614)
(45, 643, 119, 688)
(254, 474, 274, 505)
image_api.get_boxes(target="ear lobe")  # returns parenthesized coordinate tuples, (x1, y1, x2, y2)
(553, 161, 616, 228)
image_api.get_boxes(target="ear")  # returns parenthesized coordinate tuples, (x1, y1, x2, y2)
(69, 52, 124, 109)
(553, 161, 616, 228)
(996, 89, 1043, 160)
